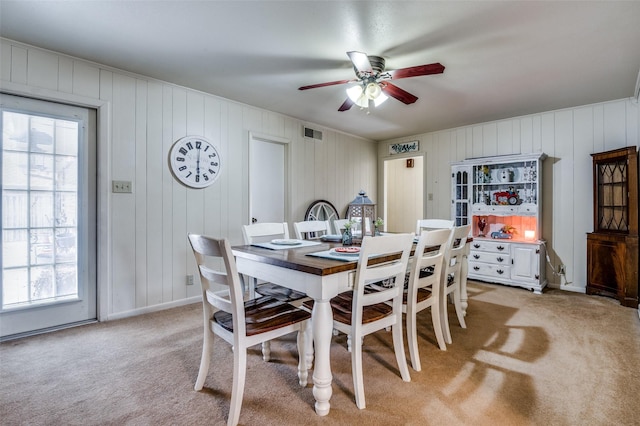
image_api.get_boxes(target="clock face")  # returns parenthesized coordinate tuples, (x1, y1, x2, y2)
(169, 136, 221, 188)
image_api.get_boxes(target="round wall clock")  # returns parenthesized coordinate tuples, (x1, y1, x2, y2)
(168, 136, 222, 188)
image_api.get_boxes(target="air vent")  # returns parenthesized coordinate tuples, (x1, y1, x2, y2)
(303, 126, 323, 140)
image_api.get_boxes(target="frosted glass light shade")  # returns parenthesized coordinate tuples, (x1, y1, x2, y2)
(373, 91, 388, 106)
(365, 82, 381, 99)
(346, 85, 363, 102)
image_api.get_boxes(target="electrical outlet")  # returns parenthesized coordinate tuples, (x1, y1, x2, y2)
(112, 180, 132, 193)
(558, 264, 566, 275)
(186, 274, 194, 286)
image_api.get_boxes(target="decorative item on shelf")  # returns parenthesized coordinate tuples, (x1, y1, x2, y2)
(341, 220, 354, 246)
(493, 186, 520, 205)
(346, 190, 376, 237)
(477, 216, 488, 237)
(499, 168, 515, 183)
(491, 224, 516, 239)
(481, 165, 491, 183)
(374, 217, 384, 236)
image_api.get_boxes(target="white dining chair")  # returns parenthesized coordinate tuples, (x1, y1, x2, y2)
(241, 222, 307, 303)
(403, 228, 453, 369)
(440, 223, 471, 344)
(306, 233, 414, 409)
(188, 234, 311, 426)
(332, 219, 350, 234)
(416, 218, 454, 235)
(293, 220, 331, 240)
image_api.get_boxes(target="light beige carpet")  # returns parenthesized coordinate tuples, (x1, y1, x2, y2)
(1, 281, 639, 425)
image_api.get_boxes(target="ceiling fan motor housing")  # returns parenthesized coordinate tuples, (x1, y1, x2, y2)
(353, 55, 386, 78)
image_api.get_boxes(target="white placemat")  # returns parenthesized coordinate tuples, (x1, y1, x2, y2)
(251, 239, 322, 250)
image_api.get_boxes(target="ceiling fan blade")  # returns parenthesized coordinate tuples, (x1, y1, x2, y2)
(298, 79, 354, 90)
(381, 82, 418, 105)
(338, 98, 354, 111)
(387, 62, 445, 80)
(347, 51, 373, 73)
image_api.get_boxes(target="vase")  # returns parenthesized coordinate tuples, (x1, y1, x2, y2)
(374, 226, 381, 236)
(342, 228, 353, 246)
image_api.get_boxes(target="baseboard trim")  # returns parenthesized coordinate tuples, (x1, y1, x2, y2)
(105, 296, 202, 321)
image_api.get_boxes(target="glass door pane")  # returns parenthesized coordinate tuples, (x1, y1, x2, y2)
(1, 94, 96, 339)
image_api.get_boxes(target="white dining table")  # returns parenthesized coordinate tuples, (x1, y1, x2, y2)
(232, 237, 471, 416)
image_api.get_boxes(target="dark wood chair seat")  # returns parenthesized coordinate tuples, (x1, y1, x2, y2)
(302, 286, 391, 325)
(255, 283, 307, 302)
(214, 296, 311, 336)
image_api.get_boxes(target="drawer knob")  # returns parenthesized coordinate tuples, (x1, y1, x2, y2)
(497, 269, 504, 274)
(473, 254, 480, 259)
(497, 256, 504, 262)
(473, 244, 480, 249)
(497, 245, 505, 251)
(473, 266, 480, 271)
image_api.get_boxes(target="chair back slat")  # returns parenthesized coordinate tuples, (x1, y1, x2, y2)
(409, 228, 452, 292)
(332, 219, 350, 234)
(355, 234, 414, 312)
(188, 234, 247, 336)
(293, 220, 331, 240)
(447, 224, 472, 270)
(242, 222, 289, 244)
(416, 218, 454, 235)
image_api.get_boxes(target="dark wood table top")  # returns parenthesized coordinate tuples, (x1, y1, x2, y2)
(232, 237, 472, 277)
(232, 242, 362, 276)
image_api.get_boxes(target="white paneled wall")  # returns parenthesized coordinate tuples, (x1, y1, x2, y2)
(379, 100, 639, 293)
(0, 39, 376, 319)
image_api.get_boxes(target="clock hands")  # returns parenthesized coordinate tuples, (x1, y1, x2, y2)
(196, 144, 201, 176)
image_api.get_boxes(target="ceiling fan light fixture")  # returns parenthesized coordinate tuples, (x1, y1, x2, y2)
(365, 82, 382, 100)
(373, 91, 388, 107)
(354, 94, 369, 109)
(346, 85, 364, 102)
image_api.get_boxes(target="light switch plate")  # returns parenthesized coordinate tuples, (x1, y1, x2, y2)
(112, 180, 132, 193)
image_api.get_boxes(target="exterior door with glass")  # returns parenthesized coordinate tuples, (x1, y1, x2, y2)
(1, 94, 96, 339)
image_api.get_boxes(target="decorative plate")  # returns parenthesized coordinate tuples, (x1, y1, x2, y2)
(334, 247, 360, 255)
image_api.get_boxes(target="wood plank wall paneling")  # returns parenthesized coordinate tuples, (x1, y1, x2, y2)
(1, 39, 376, 319)
(1, 38, 639, 313)
(380, 101, 639, 293)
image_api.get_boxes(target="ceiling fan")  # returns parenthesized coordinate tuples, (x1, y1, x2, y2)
(298, 51, 445, 111)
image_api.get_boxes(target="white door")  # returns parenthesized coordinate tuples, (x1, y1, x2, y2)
(1, 94, 96, 339)
(249, 133, 287, 224)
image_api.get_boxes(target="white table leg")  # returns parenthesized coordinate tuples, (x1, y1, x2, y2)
(311, 298, 333, 416)
(460, 248, 469, 316)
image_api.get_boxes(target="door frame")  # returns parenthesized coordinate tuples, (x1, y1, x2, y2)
(1, 81, 111, 323)
(248, 132, 290, 225)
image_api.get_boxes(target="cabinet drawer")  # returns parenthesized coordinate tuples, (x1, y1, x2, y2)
(469, 250, 510, 265)
(469, 240, 510, 253)
(469, 261, 510, 278)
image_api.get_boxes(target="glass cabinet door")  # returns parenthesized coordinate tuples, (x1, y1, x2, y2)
(452, 167, 470, 226)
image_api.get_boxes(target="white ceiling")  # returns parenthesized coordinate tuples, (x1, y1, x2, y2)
(2, 1, 639, 141)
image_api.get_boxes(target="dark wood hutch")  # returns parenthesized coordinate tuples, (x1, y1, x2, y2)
(586, 146, 639, 308)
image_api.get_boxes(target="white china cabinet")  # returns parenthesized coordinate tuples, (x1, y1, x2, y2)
(451, 152, 547, 293)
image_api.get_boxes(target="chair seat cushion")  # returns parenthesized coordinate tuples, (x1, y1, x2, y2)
(255, 283, 307, 302)
(214, 296, 311, 336)
(303, 291, 393, 325)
